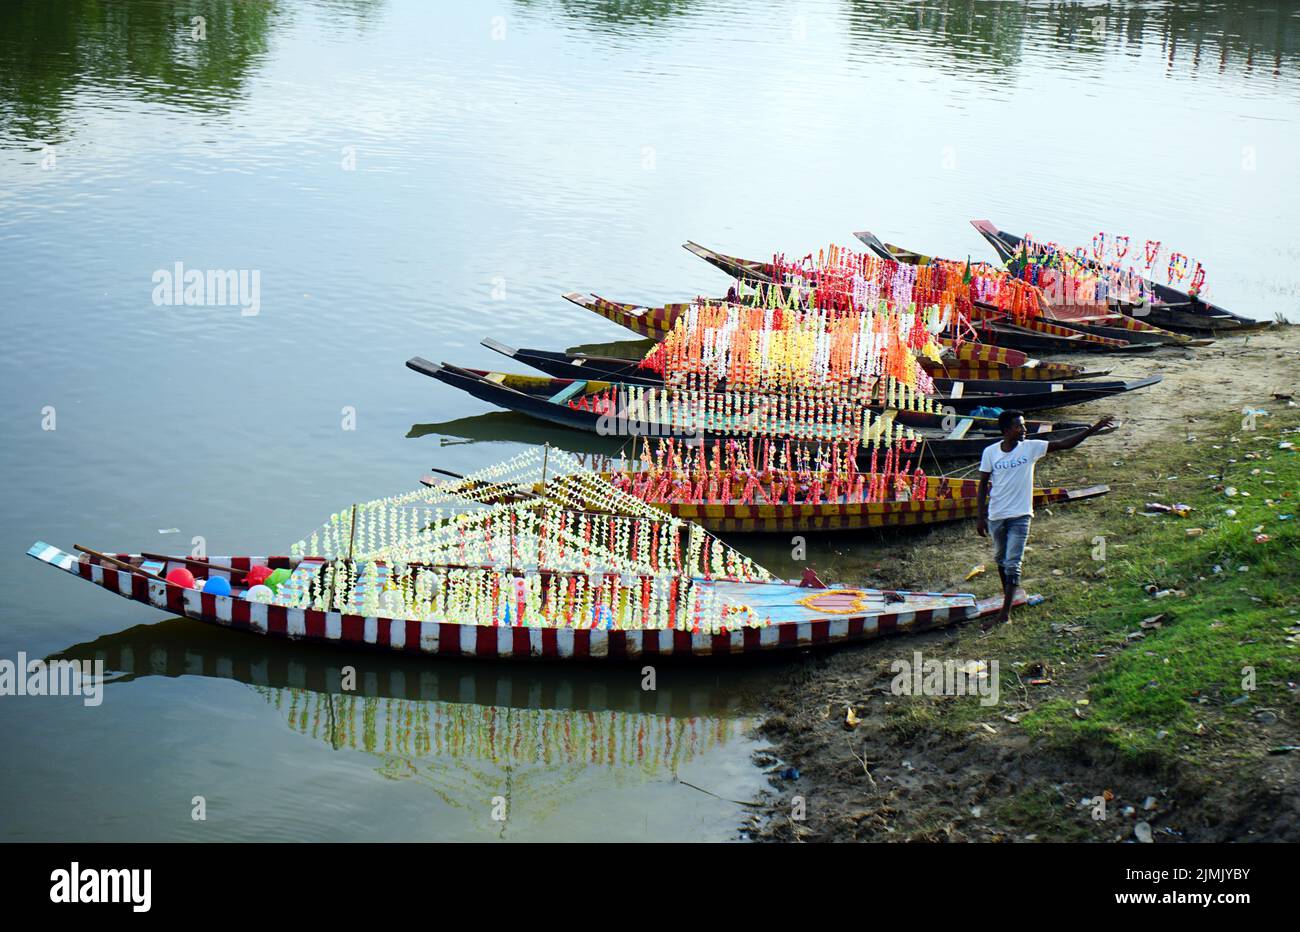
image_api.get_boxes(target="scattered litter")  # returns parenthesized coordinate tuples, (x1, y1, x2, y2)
(1185, 527, 1204, 538)
(778, 767, 800, 780)
(1269, 746, 1300, 755)
(1225, 508, 1237, 517)
(1255, 533, 1271, 543)
(964, 564, 986, 581)
(158, 528, 180, 535)
(1280, 441, 1295, 450)
(1051, 569, 1064, 576)
(1211, 565, 1223, 574)
(1238, 565, 1249, 572)
(844, 706, 861, 729)
(1140, 614, 1168, 629)
(958, 661, 988, 678)
(1134, 822, 1153, 843)
(1003, 714, 1020, 724)
(970, 806, 982, 818)
(978, 722, 997, 735)
(1029, 678, 1052, 686)
(1255, 710, 1278, 726)
(1224, 487, 1238, 497)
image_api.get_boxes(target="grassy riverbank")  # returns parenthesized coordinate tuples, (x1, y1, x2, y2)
(749, 327, 1299, 843)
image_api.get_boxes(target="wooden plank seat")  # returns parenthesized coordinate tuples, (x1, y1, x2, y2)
(548, 380, 588, 405)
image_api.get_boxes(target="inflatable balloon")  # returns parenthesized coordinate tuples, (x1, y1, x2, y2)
(203, 576, 232, 598)
(265, 568, 291, 594)
(244, 584, 273, 603)
(165, 567, 196, 589)
(244, 565, 273, 587)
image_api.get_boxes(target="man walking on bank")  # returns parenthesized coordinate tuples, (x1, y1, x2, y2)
(977, 410, 1116, 628)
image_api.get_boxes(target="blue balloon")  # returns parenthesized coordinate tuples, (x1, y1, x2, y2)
(203, 576, 232, 598)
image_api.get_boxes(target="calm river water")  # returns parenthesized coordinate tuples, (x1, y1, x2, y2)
(1, 0, 1297, 841)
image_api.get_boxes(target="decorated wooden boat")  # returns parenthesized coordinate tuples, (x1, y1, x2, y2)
(483, 340, 1113, 385)
(407, 359, 1115, 461)
(609, 475, 1107, 534)
(478, 341, 1160, 413)
(853, 230, 1196, 347)
(29, 450, 1042, 659)
(27, 542, 1031, 659)
(561, 290, 1093, 377)
(423, 472, 1109, 535)
(684, 240, 1161, 354)
(970, 219, 1265, 333)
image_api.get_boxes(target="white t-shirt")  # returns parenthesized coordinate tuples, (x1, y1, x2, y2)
(980, 438, 1049, 520)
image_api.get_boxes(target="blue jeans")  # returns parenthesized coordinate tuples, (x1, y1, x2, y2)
(989, 515, 1031, 588)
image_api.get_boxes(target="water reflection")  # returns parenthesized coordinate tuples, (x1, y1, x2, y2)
(0, 0, 285, 145)
(51, 619, 766, 833)
(514, 0, 699, 32)
(842, 0, 1298, 77)
(408, 411, 630, 458)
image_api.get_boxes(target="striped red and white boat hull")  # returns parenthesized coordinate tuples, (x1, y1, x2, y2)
(28, 542, 1035, 661)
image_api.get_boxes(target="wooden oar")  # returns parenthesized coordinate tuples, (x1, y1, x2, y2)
(74, 545, 165, 580)
(140, 551, 263, 579)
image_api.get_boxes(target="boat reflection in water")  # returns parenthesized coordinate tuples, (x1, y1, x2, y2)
(50, 618, 769, 833)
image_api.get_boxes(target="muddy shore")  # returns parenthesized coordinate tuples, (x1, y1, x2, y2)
(743, 325, 1300, 843)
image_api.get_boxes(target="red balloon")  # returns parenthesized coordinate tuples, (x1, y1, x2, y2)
(165, 567, 196, 589)
(244, 565, 273, 587)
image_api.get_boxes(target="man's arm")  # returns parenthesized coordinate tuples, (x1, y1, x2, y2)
(1045, 415, 1117, 454)
(976, 471, 991, 537)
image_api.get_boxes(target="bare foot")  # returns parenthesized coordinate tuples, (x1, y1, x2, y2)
(982, 612, 1010, 632)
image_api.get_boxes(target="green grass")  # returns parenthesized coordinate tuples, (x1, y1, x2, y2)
(884, 405, 1300, 767)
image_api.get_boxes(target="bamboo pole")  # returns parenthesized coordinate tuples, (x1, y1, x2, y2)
(74, 545, 165, 580)
(141, 551, 258, 578)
